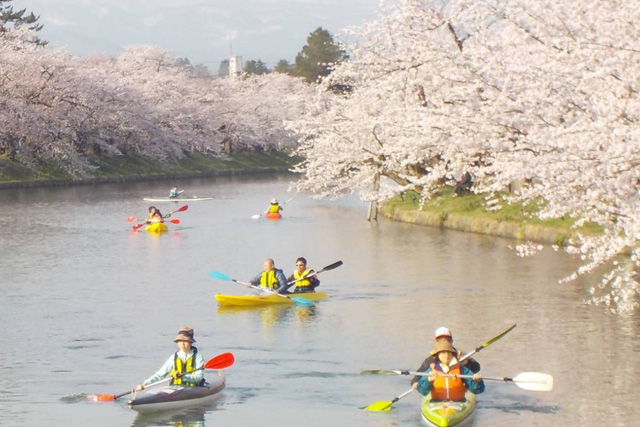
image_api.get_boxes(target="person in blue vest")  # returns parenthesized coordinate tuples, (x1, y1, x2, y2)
(249, 258, 288, 293)
(135, 327, 204, 391)
(285, 257, 320, 294)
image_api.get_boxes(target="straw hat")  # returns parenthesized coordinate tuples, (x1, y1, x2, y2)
(430, 339, 457, 356)
(173, 327, 196, 343)
(271, 198, 278, 204)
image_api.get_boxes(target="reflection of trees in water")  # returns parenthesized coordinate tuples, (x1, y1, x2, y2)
(131, 405, 210, 427)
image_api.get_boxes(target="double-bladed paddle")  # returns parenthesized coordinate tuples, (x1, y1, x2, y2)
(361, 323, 517, 412)
(286, 260, 343, 285)
(132, 218, 181, 231)
(89, 352, 235, 402)
(251, 198, 294, 219)
(127, 205, 189, 222)
(209, 271, 315, 307)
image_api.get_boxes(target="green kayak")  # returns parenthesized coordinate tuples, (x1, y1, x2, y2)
(421, 391, 476, 427)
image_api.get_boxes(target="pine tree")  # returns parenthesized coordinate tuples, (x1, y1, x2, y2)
(293, 27, 347, 84)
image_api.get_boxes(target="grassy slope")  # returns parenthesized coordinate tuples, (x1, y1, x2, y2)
(0, 151, 299, 184)
(380, 188, 601, 245)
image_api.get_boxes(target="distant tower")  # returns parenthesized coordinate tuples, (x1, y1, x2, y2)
(229, 56, 243, 79)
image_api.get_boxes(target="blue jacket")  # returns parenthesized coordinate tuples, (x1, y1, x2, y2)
(417, 364, 485, 396)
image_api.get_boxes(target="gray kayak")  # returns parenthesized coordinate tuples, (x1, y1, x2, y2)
(128, 375, 225, 413)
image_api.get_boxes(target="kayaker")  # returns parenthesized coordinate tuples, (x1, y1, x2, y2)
(266, 198, 282, 215)
(415, 340, 485, 399)
(147, 206, 164, 222)
(411, 327, 481, 389)
(285, 257, 320, 294)
(169, 186, 184, 198)
(135, 327, 205, 391)
(249, 258, 288, 293)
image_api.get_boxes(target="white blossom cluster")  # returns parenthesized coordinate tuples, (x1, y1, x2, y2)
(288, 0, 640, 312)
(1, 33, 314, 177)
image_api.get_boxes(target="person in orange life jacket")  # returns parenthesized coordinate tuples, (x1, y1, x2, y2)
(416, 339, 484, 399)
(135, 327, 204, 391)
(284, 257, 320, 294)
(411, 327, 481, 389)
(146, 206, 164, 222)
(249, 258, 288, 293)
(266, 198, 282, 215)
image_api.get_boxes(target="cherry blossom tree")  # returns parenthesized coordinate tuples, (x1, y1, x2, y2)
(289, 0, 640, 312)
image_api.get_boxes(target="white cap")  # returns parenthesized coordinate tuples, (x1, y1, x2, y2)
(434, 327, 452, 338)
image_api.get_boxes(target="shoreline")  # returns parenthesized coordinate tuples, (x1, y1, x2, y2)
(379, 204, 575, 245)
(0, 151, 296, 190)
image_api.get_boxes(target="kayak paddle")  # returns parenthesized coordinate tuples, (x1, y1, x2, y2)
(89, 352, 235, 402)
(127, 205, 188, 222)
(209, 271, 315, 307)
(163, 204, 188, 218)
(251, 197, 294, 219)
(436, 371, 553, 392)
(287, 260, 343, 285)
(131, 218, 181, 231)
(361, 324, 516, 412)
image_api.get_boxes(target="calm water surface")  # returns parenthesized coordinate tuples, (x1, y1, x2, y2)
(0, 175, 638, 427)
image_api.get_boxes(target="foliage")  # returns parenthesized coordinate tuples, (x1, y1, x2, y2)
(0, 0, 45, 45)
(293, 27, 348, 83)
(288, 0, 640, 312)
(274, 59, 293, 74)
(244, 59, 270, 75)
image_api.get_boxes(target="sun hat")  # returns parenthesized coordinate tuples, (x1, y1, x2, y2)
(430, 339, 457, 356)
(434, 327, 452, 339)
(271, 198, 278, 204)
(173, 327, 196, 343)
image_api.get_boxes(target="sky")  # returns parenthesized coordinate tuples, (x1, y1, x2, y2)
(15, 0, 390, 72)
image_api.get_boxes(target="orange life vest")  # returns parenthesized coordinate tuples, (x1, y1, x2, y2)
(431, 364, 466, 401)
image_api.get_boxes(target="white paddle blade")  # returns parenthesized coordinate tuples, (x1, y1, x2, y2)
(513, 372, 554, 391)
(251, 214, 260, 219)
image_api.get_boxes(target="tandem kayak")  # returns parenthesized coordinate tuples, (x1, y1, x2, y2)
(215, 292, 329, 307)
(145, 222, 168, 233)
(421, 391, 476, 427)
(143, 196, 214, 202)
(265, 212, 282, 220)
(128, 375, 225, 414)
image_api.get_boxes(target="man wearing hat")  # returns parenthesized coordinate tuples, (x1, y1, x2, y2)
(411, 327, 481, 389)
(415, 339, 484, 399)
(136, 327, 205, 391)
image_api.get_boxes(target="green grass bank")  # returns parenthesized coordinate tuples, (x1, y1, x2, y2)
(379, 189, 601, 246)
(0, 151, 298, 189)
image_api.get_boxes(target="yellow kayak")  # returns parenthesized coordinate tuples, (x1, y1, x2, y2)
(215, 292, 328, 307)
(145, 222, 168, 233)
(421, 391, 476, 427)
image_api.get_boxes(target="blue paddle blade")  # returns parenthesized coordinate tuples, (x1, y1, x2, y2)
(209, 271, 232, 281)
(290, 296, 315, 307)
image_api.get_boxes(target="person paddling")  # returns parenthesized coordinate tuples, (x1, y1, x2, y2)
(285, 257, 320, 294)
(136, 327, 205, 391)
(411, 327, 480, 389)
(169, 186, 184, 198)
(266, 198, 282, 215)
(415, 340, 484, 400)
(249, 258, 288, 294)
(147, 206, 164, 222)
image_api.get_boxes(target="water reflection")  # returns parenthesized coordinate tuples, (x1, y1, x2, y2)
(130, 404, 212, 427)
(216, 304, 319, 331)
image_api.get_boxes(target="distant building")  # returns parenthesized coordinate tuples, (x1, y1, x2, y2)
(229, 56, 243, 79)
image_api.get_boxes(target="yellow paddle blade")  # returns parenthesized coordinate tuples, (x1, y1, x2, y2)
(362, 401, 392, 412)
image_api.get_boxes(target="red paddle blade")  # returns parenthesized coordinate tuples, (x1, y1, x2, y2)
(204, 352, 235, 370)
(132, 223, 146, 231)
(169, 219, 180, 224)
(90, 394, 115, 402)
(177, 205, 188, 212)
(126, 216, 138, 222)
